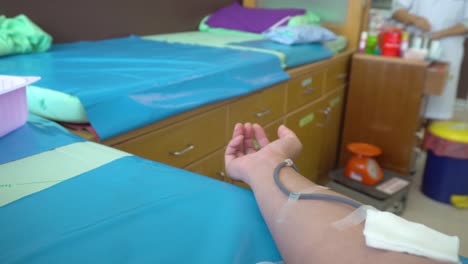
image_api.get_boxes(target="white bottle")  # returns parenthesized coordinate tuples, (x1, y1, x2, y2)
(429, 40, 442, 60)
(359, 31, 368, 53)
(400, 31, 409, 57)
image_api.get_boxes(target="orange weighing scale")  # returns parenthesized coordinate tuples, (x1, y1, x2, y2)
(345, 143, 384, 186)
(328, 143, 410, 215)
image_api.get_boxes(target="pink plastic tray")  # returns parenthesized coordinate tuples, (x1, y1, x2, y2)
(0, 75, 40, 137)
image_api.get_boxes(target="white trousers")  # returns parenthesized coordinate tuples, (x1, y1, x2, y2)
(425, 37, 464, 120)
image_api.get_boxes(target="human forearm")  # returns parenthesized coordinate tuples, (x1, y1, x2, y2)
(392, 9, 431, 31)
(225, 124, 441, 263)
(393, 9, 416, 25)
(246, 154, 361, 263)
(245, 154, 437, 264)
(432, 23, 468, 39)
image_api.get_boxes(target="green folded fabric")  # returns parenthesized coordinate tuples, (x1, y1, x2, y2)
(198, 16, 262, 37)
(288, 11, 321, 26)
(324, 36, 348, 54)
(0, 14, 52, 57)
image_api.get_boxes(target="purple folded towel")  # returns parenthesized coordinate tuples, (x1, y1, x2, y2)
(205, 3, 306, 34)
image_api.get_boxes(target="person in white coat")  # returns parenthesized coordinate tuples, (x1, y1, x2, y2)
(393, 0, 468, 120)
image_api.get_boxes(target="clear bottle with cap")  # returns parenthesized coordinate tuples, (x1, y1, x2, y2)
(429, 39, 442, 60)
(400, 31, 409, 57)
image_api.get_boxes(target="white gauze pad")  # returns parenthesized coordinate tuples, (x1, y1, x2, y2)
(364, 210, 460, 263)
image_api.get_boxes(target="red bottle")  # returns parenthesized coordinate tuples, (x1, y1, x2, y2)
(380, 27, 401, 57)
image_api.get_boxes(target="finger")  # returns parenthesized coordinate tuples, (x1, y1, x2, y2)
(277, 124, 298, 139)
(232, 123, 243, 138)
(232, 123, 244, 154)
(243, 123, 256, 154)
(225, 134, 244, 165)
(253, 123, 270, 148)
(275, 125, 303, 159)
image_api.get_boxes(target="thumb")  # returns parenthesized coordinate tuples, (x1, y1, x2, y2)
(278, 124, 297, 139)
(270, 125, 302, 159)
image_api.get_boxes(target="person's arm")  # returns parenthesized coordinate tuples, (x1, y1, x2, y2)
(392, 9, 431, 32)
(432, 23, 468, 39)
(431, 0, 468, 40)
(225, 123, 438, 263)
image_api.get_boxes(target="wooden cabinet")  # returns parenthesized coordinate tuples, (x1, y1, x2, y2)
(287, 70, 324, 112)
(185, 149, 226, 182)
(114, 107, 227, 168)
(228, 84, 286, 129)
(285, 100, 328, 182)
(317, 87, 346, 184)
(325, 57, 349, 94)
(339, 54, 440, 175)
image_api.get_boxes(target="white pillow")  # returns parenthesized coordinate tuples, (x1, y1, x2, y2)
(263, 25, 337, 45)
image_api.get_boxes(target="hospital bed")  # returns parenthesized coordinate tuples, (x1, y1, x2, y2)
(0, 114, 282, 263)
(1, 0, 368, 185)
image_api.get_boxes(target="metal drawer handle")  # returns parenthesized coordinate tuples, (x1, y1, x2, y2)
(303, 87, 316, 94)
(336, 73, 347, 79)
(316, 107, 332, 127)
(255, 108, 271, 118)
(169, 144, 195, 156)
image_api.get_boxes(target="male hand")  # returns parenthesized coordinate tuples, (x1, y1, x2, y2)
(224, 123, 302, 184)
(412, 15, 431, 32)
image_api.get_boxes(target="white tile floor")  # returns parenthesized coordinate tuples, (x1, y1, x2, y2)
(401, 153, 468, 256)
(401, 103, 468, 256)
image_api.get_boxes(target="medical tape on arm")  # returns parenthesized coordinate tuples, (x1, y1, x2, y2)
(276, 185, 329, 224)
(332, 205, 377, 231)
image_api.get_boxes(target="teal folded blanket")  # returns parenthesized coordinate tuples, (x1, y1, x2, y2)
(0, 14, 52, 57)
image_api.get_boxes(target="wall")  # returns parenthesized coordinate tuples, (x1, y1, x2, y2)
(1, 0, 233, 43)
(458, 40, 468, 100)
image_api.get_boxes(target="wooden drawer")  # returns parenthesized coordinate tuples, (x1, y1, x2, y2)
(185, 149, 226, 181)
(317, 87, 346, 183)
(285, 100, 328, 182)
(263, 119, 284, 143)
(287, 71, 325, 111)
(114, 107, 226, 168)
(228, 84, 286, 129)
(325, 58, 349, 93)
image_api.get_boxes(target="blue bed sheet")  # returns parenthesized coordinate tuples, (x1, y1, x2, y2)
(229, 39, 333, 68)
(0, 116, 281, 263)
(0, 155, 281, 263)
(0, 36, 289, 140)
(0, 114, 83, 164)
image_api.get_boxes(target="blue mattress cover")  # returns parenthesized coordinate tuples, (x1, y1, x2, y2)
(0, 116, 281, 263)
(0, 156, 281, 264)
(0, 114, 83, 164)
(0, 36, 289, 140)
(229, 39, 333, 68)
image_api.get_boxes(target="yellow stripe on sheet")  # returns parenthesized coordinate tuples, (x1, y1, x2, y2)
(0, 142, 131, 207)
